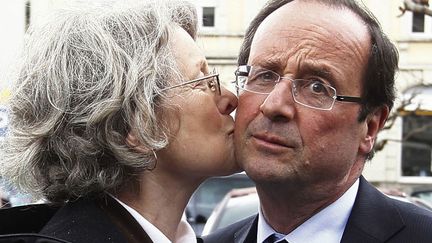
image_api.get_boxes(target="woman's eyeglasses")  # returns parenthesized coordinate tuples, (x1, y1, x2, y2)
(161, 69, 221, 95)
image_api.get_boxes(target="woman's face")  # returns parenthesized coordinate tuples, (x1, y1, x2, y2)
(156, 26, 239, 179)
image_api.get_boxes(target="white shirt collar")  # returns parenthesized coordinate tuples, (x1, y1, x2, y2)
(257, 179, 359, 243)
(112, 196, 197, 243)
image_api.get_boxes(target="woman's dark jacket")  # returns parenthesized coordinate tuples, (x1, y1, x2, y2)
(0, 196, 153, 243)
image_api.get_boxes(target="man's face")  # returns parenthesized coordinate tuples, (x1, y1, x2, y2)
(235, 1, 376, 193)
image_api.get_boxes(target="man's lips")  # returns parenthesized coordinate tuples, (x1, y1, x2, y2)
(251, 133, 292, 148)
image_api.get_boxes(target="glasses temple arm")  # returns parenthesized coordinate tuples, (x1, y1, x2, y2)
(336, 95, 363, 103)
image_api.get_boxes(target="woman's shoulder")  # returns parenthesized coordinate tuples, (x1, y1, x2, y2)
(0, 203, 60, 235)
(0, 196, 153, 243)
(40, 196, 153, 243)
(38, 197, 128, 243)
(0, 233, 70, 243)
(0, 198, 125, 243)
(0, 203, 66, 242)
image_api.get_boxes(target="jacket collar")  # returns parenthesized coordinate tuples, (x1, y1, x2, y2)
(97, 196, 154, 243)
(234, 176, 406, 243)
(39, 195, 153, 243)
(233, 215, 258, 243)
(341, 176, 405, 243)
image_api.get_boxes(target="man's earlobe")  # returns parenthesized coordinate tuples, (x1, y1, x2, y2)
(360, 106, 390, 154)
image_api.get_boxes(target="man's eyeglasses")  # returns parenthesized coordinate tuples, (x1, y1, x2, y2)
(161, 69, 221, 95)
(234, 65, 362, 111)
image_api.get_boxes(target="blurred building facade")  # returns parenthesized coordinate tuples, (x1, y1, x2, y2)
(1, 0, 432, 187)
(362, 0, 432, 186)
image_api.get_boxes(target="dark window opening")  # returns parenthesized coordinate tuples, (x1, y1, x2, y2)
(412, 12, 425, 33)
(25, 1, 31, 31)
(202, 7, 215, 27)
(402, 115, 432, 177)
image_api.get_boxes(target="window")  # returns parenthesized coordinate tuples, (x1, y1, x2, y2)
(405, 11, 432, 37)
(412, 12, 425, 32)
(401, 114, 432, 177)
(400, 85, 432, 179)
(202, 7, 215, 27)
(25, 0, 31, 31)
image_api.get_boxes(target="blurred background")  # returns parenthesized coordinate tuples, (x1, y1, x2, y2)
(1, 0, 432, 236)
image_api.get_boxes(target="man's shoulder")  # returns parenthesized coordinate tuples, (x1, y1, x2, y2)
(357, 177, 432, 225)
(389, 196, 432, 227)
(202, 215, 258, 243)
(344, 177, 432, 242)
(381, 195, 432, 241)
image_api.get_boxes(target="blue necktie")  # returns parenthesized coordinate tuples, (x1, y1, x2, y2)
(263, 233, 288, 243)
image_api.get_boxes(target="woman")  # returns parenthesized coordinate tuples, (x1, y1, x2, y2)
(0, 0, 238, 242)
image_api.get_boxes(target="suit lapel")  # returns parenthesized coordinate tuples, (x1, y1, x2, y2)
(233, 215, 258, 243)
(229, 176, 405, 243)
(97, 196, 154, 243)
(341, 176, 405, 243)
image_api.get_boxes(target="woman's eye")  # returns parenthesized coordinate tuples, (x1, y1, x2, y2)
(191, 81, 206, 89)
(207, 79, 217, 91)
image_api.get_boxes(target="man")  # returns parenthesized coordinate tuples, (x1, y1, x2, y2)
(203, 0, 432, 242)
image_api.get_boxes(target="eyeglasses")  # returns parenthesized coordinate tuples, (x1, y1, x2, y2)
(160, 69, 221, 95)
(234, 65, 362, 111)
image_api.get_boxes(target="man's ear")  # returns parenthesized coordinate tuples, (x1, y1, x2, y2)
(359, 105, 389, 154)
(126, 132, 149, 153)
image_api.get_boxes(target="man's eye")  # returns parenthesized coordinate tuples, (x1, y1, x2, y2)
(307, 81, 332, 96)
(311, 82, 325, 93)
(249, 71, 278, 84)
(257, 71, 278, 82)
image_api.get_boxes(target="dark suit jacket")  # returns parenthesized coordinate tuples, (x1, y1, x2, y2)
(203, 176, 432, 243)
(0, 195, 153, 243)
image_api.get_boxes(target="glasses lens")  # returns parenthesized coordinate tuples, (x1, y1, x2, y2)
(210, 68, 221, 95)
(235, 66, 339, 110)
(292, 79, 336, 110)
(236, 66, 279, 94)
(207, 76, 218, 93)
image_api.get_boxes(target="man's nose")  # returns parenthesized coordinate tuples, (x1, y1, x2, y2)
(259, 81, 296, 121)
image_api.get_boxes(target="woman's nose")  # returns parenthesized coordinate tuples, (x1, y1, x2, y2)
(217, 85, 238, 115)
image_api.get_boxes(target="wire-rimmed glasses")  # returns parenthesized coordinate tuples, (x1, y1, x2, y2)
(161, 69, 221, 95)
(234, 65, 362, 111)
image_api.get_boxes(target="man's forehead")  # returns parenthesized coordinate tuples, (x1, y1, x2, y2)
(249, 53, 339, 82)
(254, 0, 368, 38)
(249, 1, 370, 68)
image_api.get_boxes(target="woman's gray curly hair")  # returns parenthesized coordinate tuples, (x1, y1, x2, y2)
(0, 0, 197, 203)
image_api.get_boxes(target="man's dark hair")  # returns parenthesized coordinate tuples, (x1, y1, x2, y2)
(238, 0, 399, 121)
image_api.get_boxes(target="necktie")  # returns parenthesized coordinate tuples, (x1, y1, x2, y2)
(263, 233, 288, 243)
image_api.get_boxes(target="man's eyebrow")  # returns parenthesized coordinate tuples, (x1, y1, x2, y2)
(297, 62, 336, 83)
(253, 58, 337, 83)
(258, 59, 283, 72)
